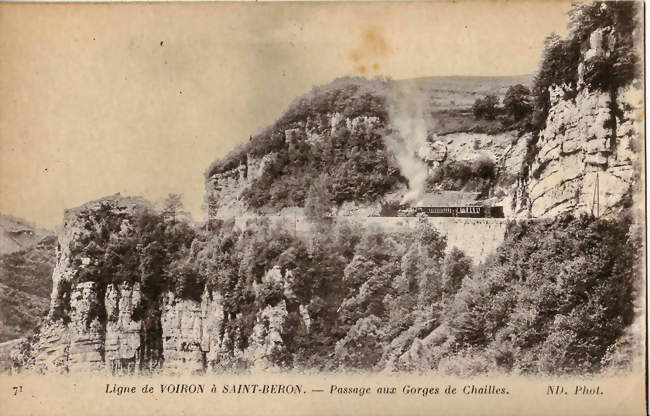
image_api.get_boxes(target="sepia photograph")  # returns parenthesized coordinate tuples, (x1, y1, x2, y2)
(0, 1, 645, 415)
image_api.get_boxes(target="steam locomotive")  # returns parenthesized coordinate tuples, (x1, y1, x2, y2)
(397, 205, 504, 218)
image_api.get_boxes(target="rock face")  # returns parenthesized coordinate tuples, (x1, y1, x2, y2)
(26, 196, 310, 374)
(31, 197, 145, 372)
(67, 281, 104, 372)
(205, 113, 384, 219)
(160, 292, 205, 373)
(246, 300, 289, 371)
(437, 131, 517, 166)
(514, 26, 642, 219)
(104, 282, 142, 373)
(206, 152, 278, 218)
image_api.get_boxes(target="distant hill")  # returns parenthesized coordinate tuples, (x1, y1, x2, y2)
(394, 74, 534, 112)
(0, 215, 53, 255)
(0, 216, 56, 342)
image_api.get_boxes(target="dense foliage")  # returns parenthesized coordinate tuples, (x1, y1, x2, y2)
(503, 84, 533, 122)
(32, 192, 641, 375)
(421, 214, 641, 375)
(0, 236, 55, 342)
(472, 95, 499, 120)
(531, 1, 640, 130)
(206, 78, 403, 212)
(426, 155, 497, 196)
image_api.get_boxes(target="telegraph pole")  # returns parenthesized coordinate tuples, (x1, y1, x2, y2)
(591, 173, 600, 218)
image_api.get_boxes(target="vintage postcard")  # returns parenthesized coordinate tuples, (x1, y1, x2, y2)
(0, 1, 646, 415)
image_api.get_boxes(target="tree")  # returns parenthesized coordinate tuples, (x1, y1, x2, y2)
(503, 84, 533, 122)
(334, 315, 385, 369)
(162, 193, 189, 222)
(441, 247, 473, 297)
(471, 155, 496, 180)
(472, 95, 499, 120)
(304, 174, 334, 217)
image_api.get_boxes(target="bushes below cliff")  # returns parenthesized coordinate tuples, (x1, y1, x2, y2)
(209, 213, 640, 375)
(415, 214, 641, 375)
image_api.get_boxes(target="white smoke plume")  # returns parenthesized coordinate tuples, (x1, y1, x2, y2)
(385, 83, 432, 206)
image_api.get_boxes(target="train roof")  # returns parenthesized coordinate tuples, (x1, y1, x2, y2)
(414, 191, 480, 207)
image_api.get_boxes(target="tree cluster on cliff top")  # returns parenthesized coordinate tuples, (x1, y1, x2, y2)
(531, 1, 640, 130)
(207, 78, 404, 212)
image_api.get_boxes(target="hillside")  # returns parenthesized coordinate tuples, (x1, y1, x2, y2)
(205, 74, 531, 218)
(205, 4, 641, 222)
(0, 215, 53, 255)
(0, 232, 56, 342)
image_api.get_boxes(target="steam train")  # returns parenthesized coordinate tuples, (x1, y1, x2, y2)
(397, 205, 504, 218)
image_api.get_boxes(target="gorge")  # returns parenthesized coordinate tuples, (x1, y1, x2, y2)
(6, 1, 644, 376)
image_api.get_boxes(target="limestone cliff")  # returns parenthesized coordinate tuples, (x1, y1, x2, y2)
(513, 26, 642, 219)
(23, 197, 309, 374)
(205, 112, 385, 219)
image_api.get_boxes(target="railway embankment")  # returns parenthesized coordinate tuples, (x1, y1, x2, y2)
(229, 215, 508, 264)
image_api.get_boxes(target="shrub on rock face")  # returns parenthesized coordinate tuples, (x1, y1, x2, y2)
(472, 95, 499, 120)
(304, 174, 334, 217)
(334, 315, 385, 370)
(256, 281, 285, 307)
(170, 262, 204, 302)
(530, 2, 640, 131)
(441, 247, 473, 298)
(503, 84, 533, 122)
(471, 155, 496, 180)
(427, 156, 495, 195)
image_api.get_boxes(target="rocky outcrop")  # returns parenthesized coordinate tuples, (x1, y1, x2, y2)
(514, 24, 642, 219)
(104, 282, 142, 373)
(245, 266, 308, 370)
(33, 320, 70, 373)
(32, 282, 107, 374)
(520, 85, 640, 218)
(417, 140, 447, 173)
(33, 282, 229, 374)
(205, 153, 275, 218)
(24, 196, 312, 374)
(160, 292, 205, 373)
(438, 131, 517, 166)
(160, 291, 227, 374)
(67, 281, 104, 372)
(205, 113, 384, 219)
(246, 300, 289, 371)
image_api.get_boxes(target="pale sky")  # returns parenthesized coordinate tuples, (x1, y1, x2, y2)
(0, 1, 572, 229)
